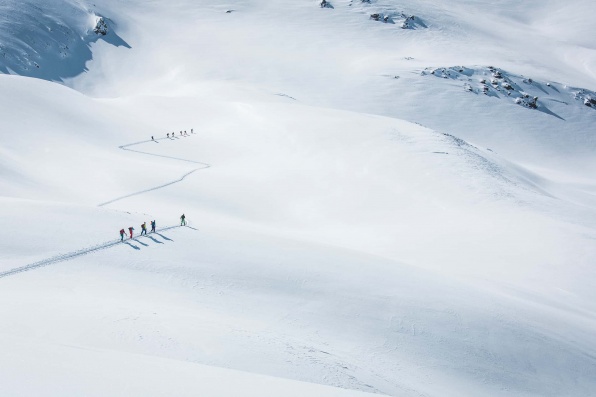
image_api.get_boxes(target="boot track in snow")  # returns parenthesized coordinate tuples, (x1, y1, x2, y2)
(98, 137, 211, 207)
(0, 226, 187, 279)
(1, 137, 208, 279)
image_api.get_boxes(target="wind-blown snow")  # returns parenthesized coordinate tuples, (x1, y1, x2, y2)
(1, 0, 595, 396)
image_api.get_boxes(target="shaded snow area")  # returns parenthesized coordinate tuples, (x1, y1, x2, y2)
(1, 0, 596, 396)
(0, 0, 129, 81)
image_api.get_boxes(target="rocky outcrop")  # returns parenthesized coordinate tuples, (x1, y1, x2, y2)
(93, 16, 108, 36)
(422, 65, 596, 116)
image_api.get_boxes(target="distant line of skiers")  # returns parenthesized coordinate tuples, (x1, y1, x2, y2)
(119, 214, 187, 241)
(150, 129, 194, 141)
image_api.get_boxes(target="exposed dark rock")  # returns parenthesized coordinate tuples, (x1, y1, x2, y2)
(424, 65, 596, 116)
(93, 16, 108, 36)
(400, 15, 418, 29)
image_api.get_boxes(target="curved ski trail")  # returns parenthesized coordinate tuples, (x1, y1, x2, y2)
(1, 137, 209, 279)
(98, 137, 211, 207)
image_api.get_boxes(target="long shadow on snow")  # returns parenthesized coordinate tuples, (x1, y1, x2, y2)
(125, 242, 140, 250)
(155, 233, 173, 241)
(133, 238, 149, 247)
(145, 235, 164, 244)
(0, 225, 183, 279)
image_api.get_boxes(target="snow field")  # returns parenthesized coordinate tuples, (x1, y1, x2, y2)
(1, 0, 596, 396)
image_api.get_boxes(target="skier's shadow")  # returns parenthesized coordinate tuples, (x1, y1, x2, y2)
(146, 235, 164, 244)
(134, 238, 149, 247)
(124, 242, 140, 250)
(155, 233, 173, 241)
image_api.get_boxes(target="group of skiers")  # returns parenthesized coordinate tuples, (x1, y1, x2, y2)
(120, 220, 155, 241)
(151, 128, 194, 141)
(119, 214, 187, 241)
(167, 128, 194, 139)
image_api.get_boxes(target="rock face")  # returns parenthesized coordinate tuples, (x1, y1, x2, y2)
(93, 16, 108, 36)
(346, 0, 426, 29)
(422, 65, 596, 116)
(368, 11, 423, 28)
(320, 0, 333, 8)
(515, 94, 538, 109)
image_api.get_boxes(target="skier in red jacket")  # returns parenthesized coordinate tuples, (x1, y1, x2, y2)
(128, 226, 134, 239)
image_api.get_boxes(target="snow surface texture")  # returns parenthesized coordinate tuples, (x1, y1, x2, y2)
(0, 0, 129, 81)
(1, 0, 596, 396)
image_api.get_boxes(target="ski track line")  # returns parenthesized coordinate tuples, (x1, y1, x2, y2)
(0, 138, 206, 280)
(0, 226, 183, 279)
(98, 137, 211, 207)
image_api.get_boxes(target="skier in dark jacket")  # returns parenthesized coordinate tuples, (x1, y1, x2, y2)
(119, 229, 126, 241)
(128, 226, 134, 238)
(150, 220, 156, 233)
(180, 214, 186, 226)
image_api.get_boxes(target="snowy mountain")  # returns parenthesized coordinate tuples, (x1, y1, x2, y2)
(1, 1, 595, 396)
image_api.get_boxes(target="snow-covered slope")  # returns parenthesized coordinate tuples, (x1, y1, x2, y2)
(0, 0, 129, 81)
(1, 1, 595, 396)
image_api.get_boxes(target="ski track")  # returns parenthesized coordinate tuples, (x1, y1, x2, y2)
(1, 138, 208, 280)
(0, 226, 184, 279)
(98, 137, 211, 207)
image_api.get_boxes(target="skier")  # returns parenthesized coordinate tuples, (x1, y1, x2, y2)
(141, 222, 147, 236)
(180, 131, 183, 137)
(180, 214, 186, 226)
(191, 128, 194, 134)
(151, 136, 154, 141)
(167, 133, 169, 138)
(184, 130, 188, 136)
(119, 228, 126, 241)
(128, 226, 134, 239)
(150, 220, 156, 233)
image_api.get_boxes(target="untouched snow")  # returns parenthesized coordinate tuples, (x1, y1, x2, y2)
(1, 0, 596, 396)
